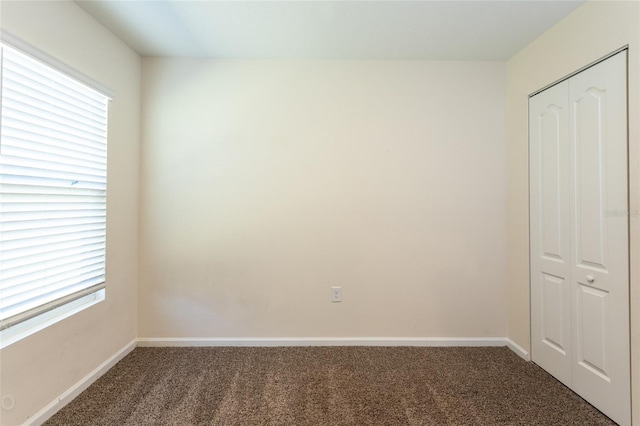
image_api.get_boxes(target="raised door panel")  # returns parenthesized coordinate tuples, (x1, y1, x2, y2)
(569, 51, 629, 426)
(541, 273, 568, 355)
(574, 88, 608, 273)
(575, 285, 610, 381)
(540, 106, 564, 261)
(529, 81, 571, 386)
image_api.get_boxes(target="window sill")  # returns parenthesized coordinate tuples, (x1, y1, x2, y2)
(0, 289, 105, 349)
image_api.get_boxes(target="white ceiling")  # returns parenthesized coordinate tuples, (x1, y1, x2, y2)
(76, 0, 584, 60)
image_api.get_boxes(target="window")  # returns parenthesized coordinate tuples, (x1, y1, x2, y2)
(0, 41, 110, 346)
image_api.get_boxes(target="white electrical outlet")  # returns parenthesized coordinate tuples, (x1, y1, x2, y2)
(331, 286, 342, 303)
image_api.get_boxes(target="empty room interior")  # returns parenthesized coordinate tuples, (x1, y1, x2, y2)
(0, 0, 639, 424)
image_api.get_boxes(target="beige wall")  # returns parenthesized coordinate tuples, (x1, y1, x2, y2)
(139, 59, 507, 339)
(0, 1, 141, 425)
(506, 0, 640, 422)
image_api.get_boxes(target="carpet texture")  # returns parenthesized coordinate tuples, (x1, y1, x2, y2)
(46, 346, 615, 425)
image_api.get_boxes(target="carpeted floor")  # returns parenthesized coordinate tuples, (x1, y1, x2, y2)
(46, 346, 615, 425)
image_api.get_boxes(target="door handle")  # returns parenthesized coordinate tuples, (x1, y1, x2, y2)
(586, 275, 595, 284)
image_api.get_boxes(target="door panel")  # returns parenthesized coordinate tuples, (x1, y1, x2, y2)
(569, 51, 629, 426)
(574, 88, 607, 271)
(541, 273, 568, 355)
(576, 284, 610, 381)
(529, 81, 572, 386)
(540, 105, 564, 260)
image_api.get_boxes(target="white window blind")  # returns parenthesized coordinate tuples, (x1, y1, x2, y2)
(0, 43, 108, 331)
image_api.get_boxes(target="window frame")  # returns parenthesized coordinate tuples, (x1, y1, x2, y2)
(0, 33, 113, 348)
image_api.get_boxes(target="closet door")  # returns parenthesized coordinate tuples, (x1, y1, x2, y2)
(529, 81, 572, 386)
(530, 51, 629, 426)
(569, 51, 629, 426)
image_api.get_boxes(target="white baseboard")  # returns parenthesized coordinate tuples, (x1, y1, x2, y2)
(24, 339, 136, 426)
(506, 339, 530, 361)
(137, 337, 509, 347)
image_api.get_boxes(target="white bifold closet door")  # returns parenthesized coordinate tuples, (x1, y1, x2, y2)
(530, 51, 629, 426)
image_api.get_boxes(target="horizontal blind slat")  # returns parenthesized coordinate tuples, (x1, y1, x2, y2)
(0, 242, 105, 270)
(2, 257, 106, 290)
(1, 214, 105, 226)
(3, 89, 107, 132)
(0, 183, 105, 197)
(3, 81, 106, 123)
(0, 228, 105, 249)
(1, 175, 106, 191)
(1, 153, 106, 178)
(0, 236, 105, 262)
(3, 54, 106, 109)
(4, 51, 107, 102)
(3, 94, 106, 134)
(3, 109, 107, 145)
(1, 201, 106, 213)
(1, 275, 105, 320)
(1, 222, 106, 243)
(0, 164, 106, 185)
(3, 125, 107, 155)
(3, 53, 107, 107)
(2, 135, 106, 163)
(0, 193, 106, 202)
(1, 266, 105, 309)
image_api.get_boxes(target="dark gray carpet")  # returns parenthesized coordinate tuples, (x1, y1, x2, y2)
(46, 346, 615, 425)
